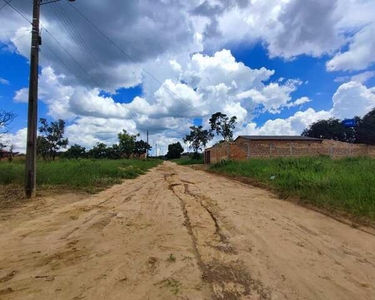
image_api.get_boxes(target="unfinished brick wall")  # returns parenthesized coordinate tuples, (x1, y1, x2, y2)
(205, 138, 375, 163)
(205, 142, 247, 163)
(235, 138, 324, 158)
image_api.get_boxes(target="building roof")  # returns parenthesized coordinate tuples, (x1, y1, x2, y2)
(236, 135, 323, 142)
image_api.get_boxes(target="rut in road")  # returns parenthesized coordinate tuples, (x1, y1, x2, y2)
(1, 161, 375, 300)
(165, 170, 272, 300)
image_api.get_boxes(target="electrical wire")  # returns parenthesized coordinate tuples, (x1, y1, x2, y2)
(57, 3, 104, 74)
(2, 0, 31, 24)
(42, 26, 100, 87)
(2, 0, 100, 87)
(3, 0, 198, 114)
(0, 0, 10, 12)
(41, 38, 74, 75)
(52, 2, 108, 89)
(67, 3, 197, 113)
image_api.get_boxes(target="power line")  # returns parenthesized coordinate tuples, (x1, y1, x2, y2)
(42, 26, 100, 87)
(51, 3, 108, 88)
(57, 3, 104, 74)
(68, 3, 197, 112)
(0, 3, 7, 12)
(4, 0, 199, 114)
(2, 0, 100, 87)
(42, 38, 73, 75)
(0, 0, 10, 12)
(2, 0, 31, 24)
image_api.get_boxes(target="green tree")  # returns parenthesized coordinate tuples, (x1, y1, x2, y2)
(0, 110, 16, 151)
(65, 144, 86, 159)
(357, 108, 375, 145)
(36, 136, 50, 160)
(8, 145, 14, 162)
(118, 130, 139, 159)
(39, 118, 69, 160)
(209, 112, 237, 142)
(0, 142, 5, 159)
(133, 140, 151, 158)
(302, 118, 357, 143)
(87, 143, 109, 159)
(183, 126, 212, 158)
(166, 142, 184, 159)
(106, 144, 122, 159)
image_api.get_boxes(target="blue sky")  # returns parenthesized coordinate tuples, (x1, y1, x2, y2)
(1, 0, 375, 154)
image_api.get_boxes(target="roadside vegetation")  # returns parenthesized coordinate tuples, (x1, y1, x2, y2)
(1, 117, 160, 204)
(174, 157, 204, 165)
(210, 156, 375, 221)
(0, 159, 160, 194)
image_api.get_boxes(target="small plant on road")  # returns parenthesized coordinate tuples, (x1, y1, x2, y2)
(160, 278, 182, 295)
(167, 253, 176, 262)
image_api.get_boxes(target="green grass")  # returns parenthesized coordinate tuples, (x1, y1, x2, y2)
(0, 159, 161, 193)
(173, 158, 204, 165)
(210, 157, 375, 221)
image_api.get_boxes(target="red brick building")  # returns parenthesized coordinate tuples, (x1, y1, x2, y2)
(204, 136, 374, 164)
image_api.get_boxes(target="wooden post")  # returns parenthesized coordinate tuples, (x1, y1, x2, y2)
(25, 0, 41, 198)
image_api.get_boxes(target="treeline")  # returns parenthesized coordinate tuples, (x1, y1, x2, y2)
(36, 118, 151, 160)
(303, 108, 375, 145)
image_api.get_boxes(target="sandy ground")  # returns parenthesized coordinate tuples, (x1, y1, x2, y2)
(1, 162, 375, 300)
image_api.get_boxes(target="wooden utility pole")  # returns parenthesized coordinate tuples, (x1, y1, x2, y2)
(25, 0, 41, 198)
(24, 0, 76, 198)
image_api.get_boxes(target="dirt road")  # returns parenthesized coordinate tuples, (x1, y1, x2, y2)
(1, 162, 375, 300)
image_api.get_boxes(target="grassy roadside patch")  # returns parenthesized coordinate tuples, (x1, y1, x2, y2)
(173, 158, 204, 165)
(0, 159, 161, 196)
(209, 157, 375, 222)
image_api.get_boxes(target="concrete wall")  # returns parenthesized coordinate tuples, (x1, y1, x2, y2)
(205, 138, 375, 164)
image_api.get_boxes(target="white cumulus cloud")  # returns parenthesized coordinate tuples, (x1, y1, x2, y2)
(327, 24, 375, 72)
(331, 81, 375, 119)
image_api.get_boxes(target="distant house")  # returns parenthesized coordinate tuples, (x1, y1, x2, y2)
(204, 135, 374, 163)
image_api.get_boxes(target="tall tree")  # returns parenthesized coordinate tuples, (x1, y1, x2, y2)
(36, 136, 50, 160)
(106, 144, 122, 160)
(302, 118, 357, 143)
(133, 140, 151, 158)
(88, 143, 109, 159)
(209, 112, 237, 142)
(356, 108, 375, 145)
(183, 126, 212, 158)
(0, 142, 5, 159)
(38, 118, 69, 160)
(0, 110, 16, 150)
(8, 145, 15, 162)
(65, 144, 86, 159)
(166, 142, 184, 159)
(118, 130, 139, 159)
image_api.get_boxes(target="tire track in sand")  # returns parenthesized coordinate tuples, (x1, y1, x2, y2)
(164, 171, 272, 300)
